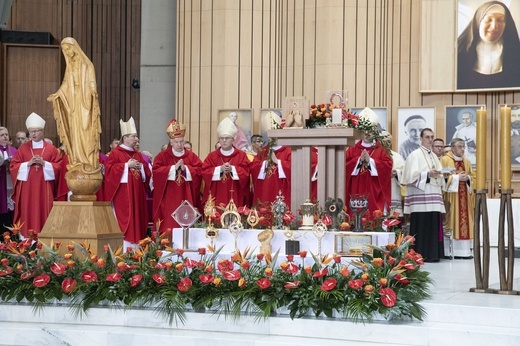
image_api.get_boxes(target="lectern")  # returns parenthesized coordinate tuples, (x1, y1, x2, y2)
(267, 128, 360, 214)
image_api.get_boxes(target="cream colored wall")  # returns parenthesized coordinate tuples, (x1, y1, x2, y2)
(176, 0, 520, 196)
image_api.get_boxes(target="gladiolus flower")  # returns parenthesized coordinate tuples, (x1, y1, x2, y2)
(371, 258, 383, 268)
(130, 274, 143, 287)
(321, 278, 337, 291)
(50, 262, 66, 275)
(177, 277, 192, 292)
(61, 278, 77, 294)
(284, 281, 300, 289)
(97, 258, 106, 268)
(33, 273, 51, 288)
(340, 266, 350, 277)
(241, 260, 250, 270)
(81, 271, 98, 283)
(380, 287, 397, 307)
(348, 279, 364, 290)
(213, 278, 221, 286)
(199, 273, 214, 284)
(298, 250, 307, 258)
(256, 278, 271, 289)
(152, 273, 166, 285)
(364, 284, 374, 294)
(223, 270, 241, 281)
(264, 267, 273, 276)
(238, 277, 246, 288)
(106, 273, 122, 282)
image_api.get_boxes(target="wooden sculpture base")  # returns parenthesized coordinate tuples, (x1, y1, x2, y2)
(40, 201, 123, 256)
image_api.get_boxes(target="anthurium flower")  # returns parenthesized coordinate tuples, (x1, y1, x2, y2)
(106, 273, 122, 282)
(284, 281, 300, 289)
(177, 277, 192, 292)
(199, 273, 214, 284)
(0, 268, 13, 277)
(380, 287, 397, 307)
(382, 218, 400, 228)
(20, 271, 32, 280)
(284, 262, 299, 274)
(152, 273, 166, 285)
(217, 259, 234, 273)
(33, 273, 51, 288)
(256, 278, 271, 289)
(348, 279, 364, 290)
(312, 268, 328, 278)
(183, 258, 199, 269)
(223, 270, 241, 281)
(81, 271, 98, 283)
(395, 274, 410, 285)
(130, 274, 143, 287)
(321, 278, 337, 291)
(61, 278, 77, 293)
(50, 262, 66, 275)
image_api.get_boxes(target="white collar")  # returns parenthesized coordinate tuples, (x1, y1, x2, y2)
(220, 147, 235, 156)
(31, 140, 44, 149)
(173, 149, 185, 157)
(120, 144, 134, 151)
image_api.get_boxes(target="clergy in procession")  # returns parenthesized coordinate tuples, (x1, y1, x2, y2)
(201, 117, 250, 208)
(10, 112, 62, 237)
(152, 119, 202, 232)
(104, 117, 151, 250)
(345, 108, 392, 216)
(0, 127, 17, 232)
(440, 138, 475, 258)
(401, 128, 445, 262)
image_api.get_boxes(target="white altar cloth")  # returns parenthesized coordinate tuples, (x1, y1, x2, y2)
(173, 228, 395, 256)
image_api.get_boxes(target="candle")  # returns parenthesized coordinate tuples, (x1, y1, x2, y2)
(501, 105, 511, 190)
(476, 107, 487, 189)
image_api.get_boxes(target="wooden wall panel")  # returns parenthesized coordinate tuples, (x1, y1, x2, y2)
(1, 0, 141, 153)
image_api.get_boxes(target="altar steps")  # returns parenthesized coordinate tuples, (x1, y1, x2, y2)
(0, 301, 519, 346)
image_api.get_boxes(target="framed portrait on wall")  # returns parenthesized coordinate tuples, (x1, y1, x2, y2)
(507, 104, 520, 169)
(397, 107, 435, 160)
(259, 108, 282, 143)
(351, 107, 388, 131)
(445, 106, 481, 167)
(217, 109, 253, 151)
(456, 0, 520, 91)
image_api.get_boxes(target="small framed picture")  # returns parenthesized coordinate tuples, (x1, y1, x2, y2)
(397, 107, 435, 160)
(260, 108, 282, 143)
(445, 106, 481, 167)
(217, 109, 253, 151)
(351, 107, 388, 131)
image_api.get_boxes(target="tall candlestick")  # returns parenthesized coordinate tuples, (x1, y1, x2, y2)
(476, 106, 487, 190)
(501, 105, 511, 190)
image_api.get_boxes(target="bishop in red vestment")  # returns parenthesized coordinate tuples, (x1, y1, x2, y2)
(10, 113, 62, 237)
(104, 117, 151, 249)
(250, 142, 292, 208)
(345, 135, 392, 217)
(201, 117, 250, 208)
(152, 120, 202, 232)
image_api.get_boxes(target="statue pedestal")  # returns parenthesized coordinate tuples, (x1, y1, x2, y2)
(40, 201, 123, 255)
(267, 128, 360, 214)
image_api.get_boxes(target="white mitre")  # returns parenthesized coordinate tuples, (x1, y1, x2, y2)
(217, 117, 237, 137)
(120, 116, 137, 136)
(270, 111, 282, 129)
(358, 107, 379, 125)
(26, 112, 46, 129)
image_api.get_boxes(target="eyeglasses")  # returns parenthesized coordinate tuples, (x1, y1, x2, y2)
(28, 130, 42, 134)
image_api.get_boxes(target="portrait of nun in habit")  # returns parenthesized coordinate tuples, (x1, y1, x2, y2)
(457, 1, 520, 90)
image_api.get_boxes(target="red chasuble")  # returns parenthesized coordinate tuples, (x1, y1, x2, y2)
(10, 141, 62, 236)
(104, 146, 152, 243)
(250, 146, 292, 208)
(345, 140, 392, 216)
(152, 147, 202, 232)
(201, 147, 250, 208)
